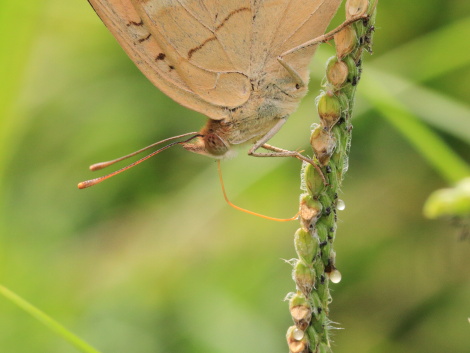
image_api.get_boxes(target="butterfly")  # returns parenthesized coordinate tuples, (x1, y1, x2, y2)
(80, 0, 342, 190)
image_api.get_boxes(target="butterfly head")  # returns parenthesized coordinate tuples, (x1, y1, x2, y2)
(181, 127, 236, 160)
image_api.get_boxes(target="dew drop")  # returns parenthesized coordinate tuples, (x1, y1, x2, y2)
(337, 199, 346, 211)
(329, 269, 342, 284)
(293, 328, 305, 341)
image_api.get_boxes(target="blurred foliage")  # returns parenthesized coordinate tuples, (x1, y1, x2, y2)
(424, 177, 470, 218)
(1, 1, 469, 353)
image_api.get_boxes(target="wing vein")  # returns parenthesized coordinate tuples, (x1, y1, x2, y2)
(259, 0, 294, 69)
(271, 1, 324, 55)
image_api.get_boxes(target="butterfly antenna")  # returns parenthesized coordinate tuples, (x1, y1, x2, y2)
(78, 133, 200, 189)
(217, 160, 299, 222)
(88, 132, 199, 171)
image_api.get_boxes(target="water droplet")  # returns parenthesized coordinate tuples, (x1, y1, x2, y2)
(293, 328, 305, 340)
(329, 269, 342, 283)
(337, 199, 346, 211)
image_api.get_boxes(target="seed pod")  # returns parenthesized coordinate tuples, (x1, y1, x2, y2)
(286, 326, 309, 353)
(310, 126, 336, 166)
(317, 92, 341, 130)
(294, 261, 316, 296)
(289, 292, 309, 308)
(334, 25, 357, 59)
(303, 162, 325, 197)
(294, 227, 319, 263)
(299, 194, 323, 230)
(326, 56, 348, 88)
(345, 0, 369, 20)
(289, 294, 312, 330)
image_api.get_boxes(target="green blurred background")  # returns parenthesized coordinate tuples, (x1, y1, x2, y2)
(1, 1, 469, 352)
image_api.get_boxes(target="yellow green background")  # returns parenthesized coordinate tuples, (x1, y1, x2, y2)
(1, 1, 469, 352)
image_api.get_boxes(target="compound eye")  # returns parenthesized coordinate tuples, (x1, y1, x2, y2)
(204, 134, 229, 156)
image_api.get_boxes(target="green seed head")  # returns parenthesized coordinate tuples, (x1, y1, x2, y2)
(289, 294, 312, 331)
(299, 194, 323, 231)
(294, 261, 316, 296)
(289, 292, 308, 308)
(315, 220, 330, 242)
(286, 326, 308, 353)
(287, 0, 376, 347)
(310, 126, 336, 166)
(303, 161, 325, 197)
(317, 92, 342, 130)
(326, 56, 348, 88)
(294, 227, 319, 263)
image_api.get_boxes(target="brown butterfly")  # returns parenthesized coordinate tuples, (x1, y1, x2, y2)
(81, 0, 342, 189)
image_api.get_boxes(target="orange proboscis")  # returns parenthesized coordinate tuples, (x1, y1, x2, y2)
(217, 160, 299, 222)
(78, 133, 299, 222)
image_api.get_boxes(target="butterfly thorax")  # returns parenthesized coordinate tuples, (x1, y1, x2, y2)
(183, 76, 308, 158)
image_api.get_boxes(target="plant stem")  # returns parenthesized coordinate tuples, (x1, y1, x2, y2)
(0, 284, 103, 353)
(286, 1, 378, 352)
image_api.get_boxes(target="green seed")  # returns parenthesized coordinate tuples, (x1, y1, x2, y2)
(299, 194, 323, 230)
(310, 126, 336, 166)
(304, 162, 325, 197)
(294, 227, 319, 263)
(294, 261, 316, 296)
(317, 92, 342, 130)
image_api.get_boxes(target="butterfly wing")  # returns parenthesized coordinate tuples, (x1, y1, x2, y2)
(252, 0, 342, 84)
(131, 0, 252, 109)
(88, 0, 341, 119)
(88, 0, 240, 120)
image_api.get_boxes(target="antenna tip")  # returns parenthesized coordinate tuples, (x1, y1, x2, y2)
(78, 181, 92, 189)
(89, 162, 110, 171)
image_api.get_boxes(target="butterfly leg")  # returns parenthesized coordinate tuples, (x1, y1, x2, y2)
(277, 12, 370, 86)
(277, 57, 307, 88)
(248, 118, 327, 184)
